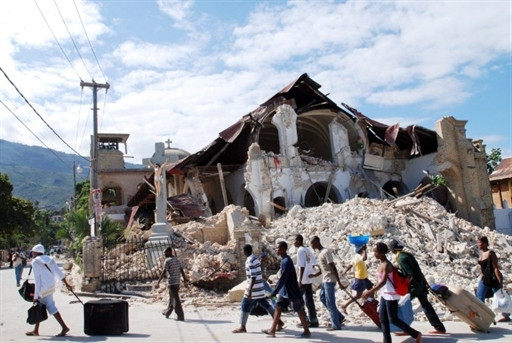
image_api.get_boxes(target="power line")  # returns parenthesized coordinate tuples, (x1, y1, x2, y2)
(33, 0, 83, 81)
(72, 0, 107, 82)
(0, 66, 89, 163)
(0, 99, 68, 167)
(52, 0, 93, 80)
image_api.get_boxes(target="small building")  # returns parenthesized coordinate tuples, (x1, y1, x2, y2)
(490, 157, 512, 234)
(96, 133, 153, 226)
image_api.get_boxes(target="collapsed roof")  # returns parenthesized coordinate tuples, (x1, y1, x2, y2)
(128, 73, 438, 208)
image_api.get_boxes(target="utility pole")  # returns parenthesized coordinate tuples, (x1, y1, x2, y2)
(80, 80, 109, 236)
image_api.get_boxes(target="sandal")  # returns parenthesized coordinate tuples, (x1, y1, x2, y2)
(261, 329, 275, 337)
(393, 331, 408, 336)
(25, 332, 39, 336)
(56, 328, 70, 337)
(232, 327, 247, 333)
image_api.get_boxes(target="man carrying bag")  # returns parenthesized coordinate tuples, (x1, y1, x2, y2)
(25, 244, 73, 337)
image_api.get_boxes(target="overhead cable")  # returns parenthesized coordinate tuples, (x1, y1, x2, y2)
(72, 0, 107, 82)
(33, 0, 83, 81)
(0, 66, 90, 163)
(52, 0, 93, 79)
(0, 99, 68, 166)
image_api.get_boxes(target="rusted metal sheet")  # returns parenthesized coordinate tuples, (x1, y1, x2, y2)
(490, 157, 512, 181)
(168, 193, 210, 218)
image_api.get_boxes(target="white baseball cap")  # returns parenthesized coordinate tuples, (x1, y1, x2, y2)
(32, 244, 45, 254)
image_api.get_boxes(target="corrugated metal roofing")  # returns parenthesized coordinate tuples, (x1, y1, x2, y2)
(490, 157, 512, 182)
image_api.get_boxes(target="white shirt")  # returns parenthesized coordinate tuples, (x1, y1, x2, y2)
(296, 246, 317, 284)
(32, 255, 65, 299)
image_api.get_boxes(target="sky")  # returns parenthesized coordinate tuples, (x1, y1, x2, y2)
(1, 0, 511, 171)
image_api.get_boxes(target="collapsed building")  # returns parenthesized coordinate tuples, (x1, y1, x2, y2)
(127, 73, 494, 230)
(86, 74, 508, 326)
(147, 196, 511, 326)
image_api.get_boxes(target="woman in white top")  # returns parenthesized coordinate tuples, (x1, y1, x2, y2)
(363, 242, 421, 343)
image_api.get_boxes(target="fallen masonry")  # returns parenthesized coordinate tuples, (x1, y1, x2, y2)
(145, 196, 511, 326)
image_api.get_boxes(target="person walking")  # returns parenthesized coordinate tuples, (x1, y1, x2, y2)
(232, 244, 282, 333)
(262, 241, 311, 338)
(294, 234, 319, 327)
(156, 247, 188, 321)
(12, 248, 26, 287)
(389, 239, 446, 334)
(363, 242, 422, 343)
(309, 236, 345, 331)
(476, 236, 510, 322)
(341, 244, 374, 312)
(8, 249, 14, 268)
(25, 244, 73, 337)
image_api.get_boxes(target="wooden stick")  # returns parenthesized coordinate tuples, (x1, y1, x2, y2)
(217, 163, 229, 208)
(268, 201, 287, 212)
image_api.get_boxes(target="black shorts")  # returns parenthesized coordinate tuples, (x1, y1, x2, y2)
(276, 296, 304, 312)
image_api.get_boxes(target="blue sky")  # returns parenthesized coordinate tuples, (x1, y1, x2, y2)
(1, 0, 511, 166)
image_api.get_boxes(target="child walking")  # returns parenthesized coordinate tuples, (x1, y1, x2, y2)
(341, 244, 373, 312)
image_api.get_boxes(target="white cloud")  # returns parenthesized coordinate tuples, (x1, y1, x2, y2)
(1, 0, 511, 163)
(367, 77, 471, 107)
(111, 40, 200, 69)
(157, 0, 195, 23)
(224, 1, 511, 108)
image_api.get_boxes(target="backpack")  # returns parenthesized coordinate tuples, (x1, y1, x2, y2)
(388, 267, 410, 296)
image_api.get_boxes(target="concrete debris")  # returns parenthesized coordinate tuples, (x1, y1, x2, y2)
(149, 196, 511, 325)
(260, 196, 512, 325)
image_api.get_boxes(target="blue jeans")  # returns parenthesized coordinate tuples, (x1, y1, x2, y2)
(320, 282, 344, 329)
(240, 297, 274, 326)
(15, 264, 23, 286)
(476, 279, 510, 318)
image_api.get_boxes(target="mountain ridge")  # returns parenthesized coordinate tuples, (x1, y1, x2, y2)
(0, 139, 140, 211)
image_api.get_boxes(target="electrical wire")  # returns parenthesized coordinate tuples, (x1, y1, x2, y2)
(0, 66, 89, 163)
(52, 0, 93, 80)
(72, 0, 107, 82)
(0, 99, 68, 166)
(33, 0, 83, 81)
(99, 90, 108, 130)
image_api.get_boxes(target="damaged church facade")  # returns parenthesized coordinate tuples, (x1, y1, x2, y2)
(128, 73, 494, 230)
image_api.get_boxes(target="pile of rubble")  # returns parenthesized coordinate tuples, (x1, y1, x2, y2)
(260, 196, 512, 324)
(149, 196, 512, 324)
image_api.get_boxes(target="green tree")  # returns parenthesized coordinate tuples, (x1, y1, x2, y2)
(487, 148, 502, 174)
(0, 173, 37, 248)
(32, 208, 61, 249)
(57, 207, 91, 257)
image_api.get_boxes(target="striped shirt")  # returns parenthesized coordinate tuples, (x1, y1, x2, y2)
(245, 255, 265, 299)
(164, 256, 182, 286)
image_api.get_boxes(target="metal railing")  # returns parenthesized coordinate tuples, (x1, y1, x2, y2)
(101, 237, 172, 293)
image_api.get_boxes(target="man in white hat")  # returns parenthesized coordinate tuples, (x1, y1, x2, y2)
(25, 244, 73, 337)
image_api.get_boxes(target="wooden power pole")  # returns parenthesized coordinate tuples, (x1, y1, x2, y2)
(80, 80, 110, 236)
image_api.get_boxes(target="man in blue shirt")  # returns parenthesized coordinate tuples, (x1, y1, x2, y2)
(262, 241, 311, 338)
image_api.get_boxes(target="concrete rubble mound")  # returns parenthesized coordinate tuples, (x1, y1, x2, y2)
(151, 196, 511, 325)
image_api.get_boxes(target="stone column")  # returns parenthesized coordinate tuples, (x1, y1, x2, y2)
(146, 142, 173, 270)
(271, 104, 299, 159)
(81, 236, 102, 291)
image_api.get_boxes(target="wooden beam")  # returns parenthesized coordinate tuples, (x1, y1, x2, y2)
(217, 163, 229, 207)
